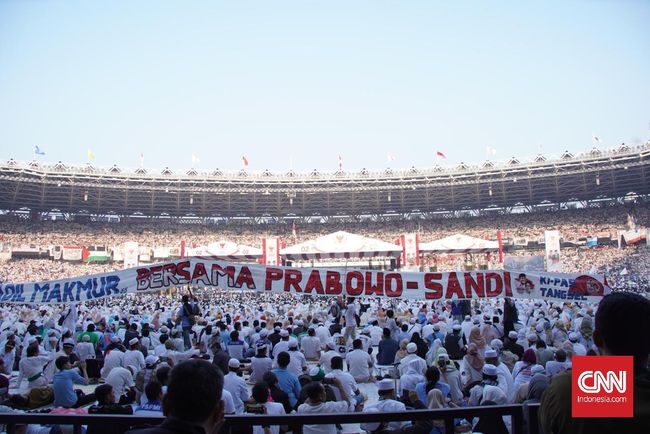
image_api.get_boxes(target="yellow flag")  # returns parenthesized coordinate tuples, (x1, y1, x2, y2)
(87, 149, 96, 160)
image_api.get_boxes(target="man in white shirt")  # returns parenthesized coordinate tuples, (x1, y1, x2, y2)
(76, 335, 96, 361)
(100, 348, 125, 379)
(249, 382, 286, 434)
(325, 356, 363, 407)
(105, 365, 136, 404)
(285, 340, 307, 377)
(223, 358, 250, 414)
(319, 342, 338, 374)
(569, 332, 587, 356)
(367, 319, 383, 346)
(314, 322, 331, 346)
(343, 298, 357, 344)
(298, 380, 353, 434)
(485, 349, 513, 398)
(272, 330, 290, 359)
(363, 379, 407, 430)
(124, 338, 145, 372)
(397, 343, 427, 376)
(345, 339, 373, 383)
(300, 328, 321, 361)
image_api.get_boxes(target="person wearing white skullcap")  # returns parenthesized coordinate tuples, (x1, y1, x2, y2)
(468, 363, 500, 406)
(250, 341, 273, 384)
(363, 378, 408, 431)
(223, 358, 250, 414)
(124, 337, 145, 372)
(485, 348, 514, 400)
(272, 329, 291, 359)
(568, 332, 587, 356)
(397, 342, 427, 376)
(318, 341, 338, 374)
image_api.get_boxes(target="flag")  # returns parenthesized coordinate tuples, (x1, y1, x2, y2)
(87, 149, 96, 160)
(435, 151, 446, 159)
(292, 222, 297, 238)
(485, 146, 496, 156)
(593, 135, 601, 143)
(242, 156, 249, 166)
(34, 145, 45, 156)
(387, 153, 395, 163)
(191, 153, 200, 164)
(338, 155, 343, 170)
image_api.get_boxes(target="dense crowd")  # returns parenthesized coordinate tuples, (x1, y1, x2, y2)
(0, 204, 648, 250)
(0, 288, 646, 433)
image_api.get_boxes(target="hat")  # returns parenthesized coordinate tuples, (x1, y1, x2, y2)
(527, 334, 538, 342)
(129, 337, 139, 346)
(433, 324, 440, 331)
(508, 331, 518, 339)
(490, 339, 503, 349)
(326, 341, 336, 350)
(259, 329, 268, 337)
(82, 335, 90, 342)
(531, 364, 546, 375)
(280, 330, 289, 337)
(256, 341, 267, 349)
(145, 355, 159, 366)
(274, 326, 281, 332)
(482, 364, 498, 376)
(452, 324, 461, 331)
(472, 318, 480, 325)
(360, 407, 382, 432)
(437, 353, 450, 362)
(160, 326, 169, 334)
(62, 342, 75, 348)
(535, 323, 544, 333)
(464, 315, 471, 320)
(406, 343, 417, 353)
(377, 379, 395, 391)
(110, 335, 120, 343)
(228, 358, 240, 369)
(309, 366, 324, 381)
(26, 336, 38, 345)
(288, 339, 298, 349)
(295, 320, 303, 326)
(484, 349, 498, 359)
(568, 332, 579, 342)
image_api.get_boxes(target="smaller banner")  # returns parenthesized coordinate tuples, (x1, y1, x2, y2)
(400, 233, 420, 271)
(504, 255, 545, 273)
(123, 241, 139, 268)
(62, 246, 84, 261)
(263, 238, 281, 266)
(544, 230, 562, 272)
(153, 247, 170, 259)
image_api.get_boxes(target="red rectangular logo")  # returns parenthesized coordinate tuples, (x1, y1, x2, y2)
(572, 356, 634, 418)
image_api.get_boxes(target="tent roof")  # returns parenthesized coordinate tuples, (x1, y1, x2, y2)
(186, 241, 262, 259)
(419, 234, 499, 253)
(282, 231, 402, 260)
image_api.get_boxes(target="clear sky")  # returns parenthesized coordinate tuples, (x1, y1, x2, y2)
(0, 0, 648, 172)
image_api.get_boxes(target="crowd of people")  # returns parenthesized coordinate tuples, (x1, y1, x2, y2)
(0, 287, 647, 433)
(0, 204, 648, 249)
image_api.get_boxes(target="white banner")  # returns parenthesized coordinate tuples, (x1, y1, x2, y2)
(263, 238, 280, 266)
(123, 242, 139, 268)
(544, 230, 562, 272)
(153, 247, 170, 259)
(0, 258, 609, 304)
(62, 246, 83, 261)
(400, 233, 420, 271)
(504, 255, 545, 273)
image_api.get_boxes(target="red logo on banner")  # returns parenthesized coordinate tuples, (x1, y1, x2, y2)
(572, 356, 633, 418)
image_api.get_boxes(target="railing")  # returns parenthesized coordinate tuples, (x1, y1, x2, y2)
(0, 404, 540, 434)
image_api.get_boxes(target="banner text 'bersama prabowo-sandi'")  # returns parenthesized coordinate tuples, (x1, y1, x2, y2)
(0, 258, 609, 304)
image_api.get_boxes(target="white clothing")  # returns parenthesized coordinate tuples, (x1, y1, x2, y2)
(345, 349, 373, 380)
(101, 350, 125, 379)
(319, 350, 338, 374)
(300, 336, 321, 360)
(298, 400, 353, 434)
(325, 369, 357, 397)
(252, 402, 285, 434)
(224, 371, 250, 414)
(105, 367, 135, 401)
(250, 356, 273, 384)
(364, 399, 407, 430)
(222, 389, 236, 414)
(124, 349, 145, 372)
(76, 342, 96, 361)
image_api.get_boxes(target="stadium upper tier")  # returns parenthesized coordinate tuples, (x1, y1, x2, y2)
(1, 144, 649, 217)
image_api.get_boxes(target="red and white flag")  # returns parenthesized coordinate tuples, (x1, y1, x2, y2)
(242, 156, 249, 166)
(435, 151, 446, 159)
(338, 155, 343, 170)
(291, 221, 297, 238)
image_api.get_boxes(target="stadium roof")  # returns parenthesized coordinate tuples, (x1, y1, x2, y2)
(0, 144, 648, 218)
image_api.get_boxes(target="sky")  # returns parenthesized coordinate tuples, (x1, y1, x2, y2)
(0, 0, 649, 172)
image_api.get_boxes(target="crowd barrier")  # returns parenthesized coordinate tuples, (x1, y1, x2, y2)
(0, 403, 540, 434)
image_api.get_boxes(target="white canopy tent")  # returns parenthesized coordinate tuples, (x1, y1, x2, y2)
(419, 234, 499, 254)
(281, 231, 402, 260)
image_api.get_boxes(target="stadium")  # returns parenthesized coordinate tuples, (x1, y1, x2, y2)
(1, 144, 648, 220)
